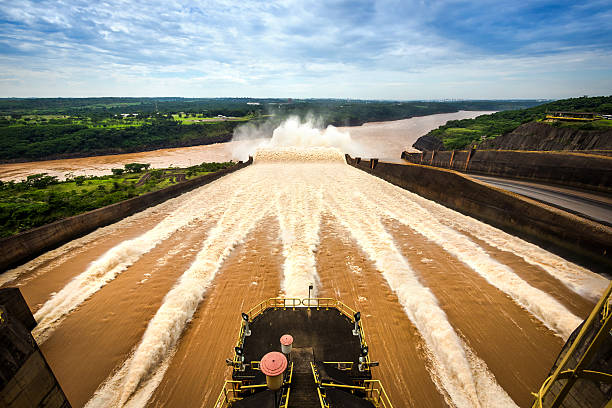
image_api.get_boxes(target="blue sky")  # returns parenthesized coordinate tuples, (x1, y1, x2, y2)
(0, 0, 611, 99)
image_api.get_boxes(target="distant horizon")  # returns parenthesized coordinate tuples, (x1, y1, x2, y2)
(1, 1, 611, 99)
(0, 96, 566, 102)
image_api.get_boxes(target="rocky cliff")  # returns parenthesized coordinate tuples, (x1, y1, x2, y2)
(477, 122, 612, 151)
(412, 134, 444, 151)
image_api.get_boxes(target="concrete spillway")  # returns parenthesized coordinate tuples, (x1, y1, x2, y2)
(1, 147, 607, 408)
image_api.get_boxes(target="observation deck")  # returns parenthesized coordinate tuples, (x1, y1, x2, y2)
(215, 297, 392, 408)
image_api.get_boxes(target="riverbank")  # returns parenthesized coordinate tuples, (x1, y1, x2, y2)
(413, 96, 612, 151)
(0, 133, 233, 164)
(0, 161, 233, 238)
(0, 111, 496, 182)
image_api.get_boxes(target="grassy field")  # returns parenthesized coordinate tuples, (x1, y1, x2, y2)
(171, 113, 253, 124)
(554, 119, 612, 130)
(0, 162, 233, 238)
(2, 112, 257, 129)
(3, 115, 155, 129)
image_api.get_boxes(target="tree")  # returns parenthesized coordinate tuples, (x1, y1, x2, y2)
(111, 168, 125, 176)
(25, 173, 58, 189)
(124, 163, 151, 173)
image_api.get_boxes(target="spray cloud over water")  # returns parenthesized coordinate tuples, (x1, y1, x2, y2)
(230, 115, 364, 161)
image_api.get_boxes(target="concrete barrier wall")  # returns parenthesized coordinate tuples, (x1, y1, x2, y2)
(347, 155, 612, 269)
(401, 150, 612, 193)
(1, 288, 70, 407)
(0, 159, 252, 272)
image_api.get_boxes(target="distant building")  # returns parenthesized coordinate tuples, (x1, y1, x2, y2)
(545, 111, 598, 121)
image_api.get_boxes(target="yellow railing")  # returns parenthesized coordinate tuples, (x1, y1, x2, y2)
(214, 381, 242, 408)
(545, 115, 596, 121)
(214, 362, 293, 408)
(311, 362, 330, 408)
(222, 297, 385, 406)
(279, 362, 294, 408)
(601, 293, 611, 322)
(364, 380, 394, 408)
(321, 382, 366, 390)
(304, 298, 371, 370)
(316, 387, 329, 408)
(311, 362, 393, 408)
(311, 361, 322, 385)
(532, 282, 612, 408)
(233, 297, 370, 370)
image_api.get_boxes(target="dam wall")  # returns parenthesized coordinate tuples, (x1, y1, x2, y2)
(0, 288, 70, 407)
(347, 155, 612, 270)
(401, 149, 612, 194)
(0, 159, 252, 273)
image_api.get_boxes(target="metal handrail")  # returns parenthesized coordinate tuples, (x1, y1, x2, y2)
(364, 380, 394, 408)
(321, 382, 366, 390)
(224, 297, 382, 405)
(602, 294, 611, 322)
(311, 362, 322, 385)
(213, 380, 242, 408)
(215, 363, 294, 407)
(316, 387, 329, 408)
(280, 362, 294, 408)
(532, 282, 612, 408)
(311, 362, 330, 408)
(234, 297, 370, 369)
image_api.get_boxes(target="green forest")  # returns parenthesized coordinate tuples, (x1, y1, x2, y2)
(0, 97, 545, 161)
(423, 96, 612, 150)
(0, 161, 232, 238)
(0, 120, 240, 161)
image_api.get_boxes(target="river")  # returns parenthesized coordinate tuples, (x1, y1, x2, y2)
(1, 143, 605, 407)
(0, 110, 495, 181)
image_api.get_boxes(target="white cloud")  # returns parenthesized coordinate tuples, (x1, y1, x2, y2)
(0, 0, 610, 98)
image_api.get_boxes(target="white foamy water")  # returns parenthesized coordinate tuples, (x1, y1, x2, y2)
(411, 195, 609, 301)
(32, 179, 234, 343)
(233, 116, 363, 161)
(274, 171, 324, 297)
(325, 181, 516, 407)
(41, 119, 593, 407)
(365, 187, 582, 340)
(254, 146, 347, 163)
(86, 167, 275, 406)
(0, 195, 185, 289)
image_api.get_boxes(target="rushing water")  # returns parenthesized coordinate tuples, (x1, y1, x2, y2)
(2, 144, 605, 408)
(0, 110, 495, 181)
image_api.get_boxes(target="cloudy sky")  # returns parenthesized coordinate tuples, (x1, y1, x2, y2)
(1, 0, 611, 99)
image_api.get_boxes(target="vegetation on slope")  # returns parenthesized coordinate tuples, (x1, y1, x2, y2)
(422, 96, 612, 150)
(0, 162, 232, 238)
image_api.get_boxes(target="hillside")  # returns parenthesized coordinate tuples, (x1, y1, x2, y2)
(413, 96, 612, 151)
(477, 121, 612, 151)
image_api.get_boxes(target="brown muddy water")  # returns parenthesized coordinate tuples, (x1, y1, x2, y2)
(1, 146, 606, 408)
(0, 111, 494, 181)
